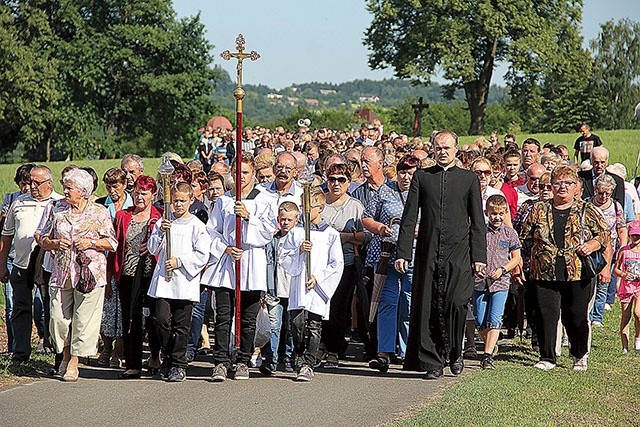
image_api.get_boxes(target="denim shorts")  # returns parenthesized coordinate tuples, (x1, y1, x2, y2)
(473, 289, 508, 330)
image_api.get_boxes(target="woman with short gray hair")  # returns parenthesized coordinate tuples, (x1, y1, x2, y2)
(40, 168, 117, 382)
(589, 174, 627, 327)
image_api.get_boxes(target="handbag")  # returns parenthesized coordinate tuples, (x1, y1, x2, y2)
(579, 203, 607, 280)
(75, 251, 97, 293)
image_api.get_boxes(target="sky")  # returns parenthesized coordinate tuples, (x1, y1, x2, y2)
(173, 0, 640, 89)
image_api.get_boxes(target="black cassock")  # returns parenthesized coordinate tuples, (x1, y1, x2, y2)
(396, 165, 486, 371)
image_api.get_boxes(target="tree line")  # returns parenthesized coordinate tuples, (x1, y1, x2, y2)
(0, 0, 217, 162)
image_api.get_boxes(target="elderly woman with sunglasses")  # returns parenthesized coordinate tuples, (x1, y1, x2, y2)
(362, 154, 420, 372)
(40, 169, 117, 382)
(320, 163, 366, 367)
(520, 165, 609, 372)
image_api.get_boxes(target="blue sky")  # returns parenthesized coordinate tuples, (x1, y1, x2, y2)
(174, 0, 640, 89)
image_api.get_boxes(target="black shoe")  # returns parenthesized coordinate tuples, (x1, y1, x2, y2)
(119, 370, 141, 379)
(480, 354, 496, 370)
(259, 363, 275, 376)
(159, 359, 171, 380)
(450, 356, 464, 375)
(423, 367, 444, 380)
(185, 352, 195, 363)
(368, 354, 389, 373)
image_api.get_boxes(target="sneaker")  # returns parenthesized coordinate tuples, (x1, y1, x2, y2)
(623, 348, 629, 354)
(159, 358, 172, 380)
(350, 329, 361, 343)
(97, 351, 111, 367)
(591, 321, 604, 328)
(167, 366, 186, 382)
(533, 360, 556, 371)
(283, 358, 295, 373)
(573, 356, 588, 372)
(296, 365, 314, 382)
(211, 363, 228, 382)
(368, 354, 389, 373)
(259, 363, 276, 376)
(185, 352, 195, 363)
(604, 303, 612, 311)
(110, 355, 123, 368)
(234, 363, 250, 380)
(480, 354, 496, 369)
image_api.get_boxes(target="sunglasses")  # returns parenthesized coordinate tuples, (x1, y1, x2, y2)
(328, 176, 348, 184)
(474, 170, 492, 176)
(539, 184, 553, 190)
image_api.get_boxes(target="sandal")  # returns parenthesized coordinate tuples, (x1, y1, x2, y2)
(63, 368, 79, 382)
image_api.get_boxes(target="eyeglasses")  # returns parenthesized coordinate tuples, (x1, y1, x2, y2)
(474, 170, 492, 177)
(30, 178, 51, 187)
(275, 165, 294, 172)
(552, 180, 576, 188)
(596, 190, 612, 197)
(539, 184, 553, 190)
(328, 176, 348, 184)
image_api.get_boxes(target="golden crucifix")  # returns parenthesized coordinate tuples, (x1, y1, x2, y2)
(220, 33, 260, 348)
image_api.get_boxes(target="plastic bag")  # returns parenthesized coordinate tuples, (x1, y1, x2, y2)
(254, 303, 271, 348)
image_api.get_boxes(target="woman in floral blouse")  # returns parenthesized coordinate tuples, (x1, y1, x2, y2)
(40, 169, 117, 382)
(520, 165, 609, 372)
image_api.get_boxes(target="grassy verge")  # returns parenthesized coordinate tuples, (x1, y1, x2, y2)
(0, 352, 54, 380)
(393, 304, 640, 426)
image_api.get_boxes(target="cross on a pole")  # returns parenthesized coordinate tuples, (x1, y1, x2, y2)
(221, 34, 260, 90)
(411, 97, 429, 137)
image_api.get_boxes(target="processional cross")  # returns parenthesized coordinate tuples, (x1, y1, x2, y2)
(221, 34, 260, 348)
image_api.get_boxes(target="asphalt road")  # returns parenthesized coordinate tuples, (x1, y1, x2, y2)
(0, 348, 474, 427)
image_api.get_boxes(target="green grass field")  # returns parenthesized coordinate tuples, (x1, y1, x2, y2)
(393, 304, 640, 426)
(0, 129, 637, 197)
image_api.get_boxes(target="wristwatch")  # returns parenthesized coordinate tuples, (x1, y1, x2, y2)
(500, 266, 508, 276)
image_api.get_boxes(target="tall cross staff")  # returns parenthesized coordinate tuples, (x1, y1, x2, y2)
(221, 34, 260, 348)
(411, 97, 429, 137)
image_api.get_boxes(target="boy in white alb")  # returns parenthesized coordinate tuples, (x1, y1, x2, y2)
(147, 182, 210, 382)
(280, 187, 344, 381)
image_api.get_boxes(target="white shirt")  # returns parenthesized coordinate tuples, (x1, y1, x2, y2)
(200, 194, 276, 291)
(2, 191, 62, 269)
(279, 225, 344, 319)
(147, 215, 211, 302)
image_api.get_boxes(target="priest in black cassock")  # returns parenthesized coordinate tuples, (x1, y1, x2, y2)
(394, 130, 487, 379)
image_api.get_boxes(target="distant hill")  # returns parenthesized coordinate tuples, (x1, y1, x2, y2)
(211, 67, 509, 124)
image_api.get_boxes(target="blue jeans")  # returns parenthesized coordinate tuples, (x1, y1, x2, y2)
(377, 267, 412, 356)
(262, 297, 294, 365)
(186, 288, 211, 358)
(4, 258, 14, 352)
(473, 289, 509, 330)
(590, 279, 608, 323)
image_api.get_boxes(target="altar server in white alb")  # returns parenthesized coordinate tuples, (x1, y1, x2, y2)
(147, 182, 210, 383)
(280, 188, 344, 382)
(203, 154, 277, 382)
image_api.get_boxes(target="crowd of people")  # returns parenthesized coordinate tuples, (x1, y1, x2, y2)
(1, 122, 639, 383)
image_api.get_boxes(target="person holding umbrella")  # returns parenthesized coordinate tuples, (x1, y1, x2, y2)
(362, 154, 420, 372)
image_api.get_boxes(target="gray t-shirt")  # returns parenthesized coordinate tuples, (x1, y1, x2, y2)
(322, 197, 364, 266)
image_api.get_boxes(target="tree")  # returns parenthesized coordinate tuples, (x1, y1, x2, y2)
(364, 0, 584, 134)
(0, 2, 61, 160)
(590, 19, 640, 129)
(0, 0, 218, 161)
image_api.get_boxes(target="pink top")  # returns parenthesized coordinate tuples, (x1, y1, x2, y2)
(41, 201, 117, 289)
(617, 245, 640, 299)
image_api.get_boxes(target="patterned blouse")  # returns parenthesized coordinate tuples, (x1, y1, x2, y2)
(41, 201, 117, 289)
(122, 219, 153, 278)
(520, 200, 610, 282)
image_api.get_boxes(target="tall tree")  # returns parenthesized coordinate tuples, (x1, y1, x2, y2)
(364, 0, 584, 134)
(590, 19, 640, 129)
